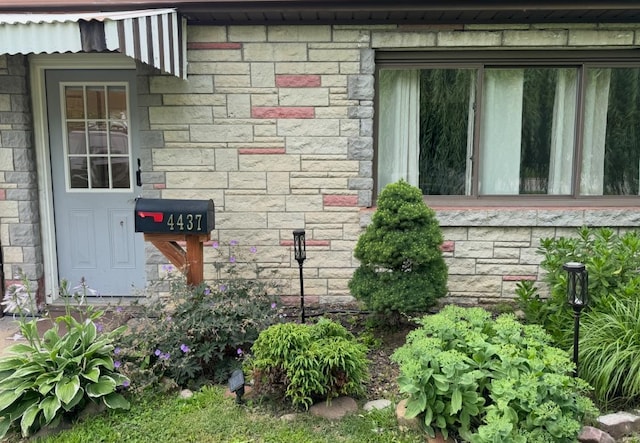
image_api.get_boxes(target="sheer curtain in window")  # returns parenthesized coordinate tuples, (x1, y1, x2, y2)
(580, 68, 611, 195)
(378, 70, 420, 194)
(479, 69, 524, 195)
(548, 69, 578, 195)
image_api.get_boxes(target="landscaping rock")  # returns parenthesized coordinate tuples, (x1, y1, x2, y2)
(579, 426, 616, 443)
(427, 432, 456, 443)
(180, 389, 194, 399)
(395, 399, 421, 431)
(309, 396, 358, 420)
(363, 399, 392, 411)
(280, 413, 298, 422)
(598, 412, 640, 439)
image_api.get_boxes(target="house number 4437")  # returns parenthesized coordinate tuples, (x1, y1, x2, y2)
(166, 213, 203, 231)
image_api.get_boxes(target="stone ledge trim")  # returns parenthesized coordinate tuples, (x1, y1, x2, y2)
(275, 74, 322, 87)
(187, 42, 242, 50)
(238, 148, 286, 155)
(502, 275, 537, 281)
(323, 195, 358, 207)
(252, 107, 315, 119)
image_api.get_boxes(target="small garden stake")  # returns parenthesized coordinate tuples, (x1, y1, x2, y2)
(293, 229, 306, 323)
(563, 261, 588, 377)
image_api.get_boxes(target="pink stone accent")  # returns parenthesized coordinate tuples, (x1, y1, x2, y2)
(153, 184, 166, 189)
(280, 240, 330, 247)
(502, 275, 537, 281)
(238, 148, 286, 155)
(276, 75, 321, 88)
(440, 241, 455, 253)
(187, 42, 242, 50)
(323, 195, 358, 207)
(252, 107, 314, 119)
(0, 189, 5, 200)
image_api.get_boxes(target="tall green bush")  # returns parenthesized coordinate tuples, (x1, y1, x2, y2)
(515, 226, 640, 407)
(392, 305, 598, 442)
(348, 180, 448, 315)
(516, 227, 640, 346)
(248, 318, 369, 409)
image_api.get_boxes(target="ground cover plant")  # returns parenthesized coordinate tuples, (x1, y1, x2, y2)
(0, 277, 129, 439)
(248, 317, 369, 409)
(19, 385, 426, 443)
(349, 180, 448, 318)
(516, 226, 640, 408)
(392, 305, 598, 442)
(117, 241, 283, 391)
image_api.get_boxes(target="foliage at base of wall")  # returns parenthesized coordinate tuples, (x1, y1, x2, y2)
(516, 226, 640, 408)
(349, 180, 448, 316)
(392, 305, 598, 443)
(117, 269, 283, 391)
(248, 318, 369, 409)
(0, 277, 129, 439)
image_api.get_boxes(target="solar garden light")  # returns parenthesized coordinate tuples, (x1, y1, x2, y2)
(293, 229, 307, 324)
(228, 369, 245, 404)
(563, 261, 589, 377)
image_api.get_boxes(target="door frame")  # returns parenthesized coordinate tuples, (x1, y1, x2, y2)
(30, 53, 137, 303)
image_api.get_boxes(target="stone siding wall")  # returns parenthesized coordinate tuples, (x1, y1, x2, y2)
(137, 22, 640, 305)
(4, 22, 640, 306)
(0, 55, 44, 304)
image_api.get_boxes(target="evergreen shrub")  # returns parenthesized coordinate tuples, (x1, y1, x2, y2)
(348, 180, 448, 316)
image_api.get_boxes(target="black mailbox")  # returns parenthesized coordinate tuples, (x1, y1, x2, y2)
(134, 198, 214, 234)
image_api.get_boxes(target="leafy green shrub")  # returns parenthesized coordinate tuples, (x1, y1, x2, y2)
(0, 278, 129, 439)
(392, 305, 598, 442)
(517, 226, 640, 347)
(118, 242, 282, 390)
(348, 180, 448, 316)
(579, 298, 640, 408)
(515, 227, 640, 407)
(249, 318, 369, 409)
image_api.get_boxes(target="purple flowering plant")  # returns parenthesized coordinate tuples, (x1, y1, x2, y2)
(115, 240, 284, 389)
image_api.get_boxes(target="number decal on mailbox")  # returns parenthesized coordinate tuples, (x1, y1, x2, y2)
(165, 213, 205, 231)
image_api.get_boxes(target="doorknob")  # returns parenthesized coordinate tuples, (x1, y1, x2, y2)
(136, 158, 142, 187)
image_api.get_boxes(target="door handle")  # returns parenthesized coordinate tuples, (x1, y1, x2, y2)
(136, 158, 142, 187)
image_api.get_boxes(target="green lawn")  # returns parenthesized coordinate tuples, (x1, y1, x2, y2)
(25, 386, 424, 443)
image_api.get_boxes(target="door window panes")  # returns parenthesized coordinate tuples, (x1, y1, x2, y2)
(62, 83, 132, 191)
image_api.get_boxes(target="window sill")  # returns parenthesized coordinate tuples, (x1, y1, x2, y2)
(360, 197, 640, 227)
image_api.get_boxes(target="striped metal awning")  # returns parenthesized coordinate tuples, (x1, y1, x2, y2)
(0, 9, 186, 78)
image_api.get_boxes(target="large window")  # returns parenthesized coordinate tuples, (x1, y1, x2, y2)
(376, 52, 640, 200)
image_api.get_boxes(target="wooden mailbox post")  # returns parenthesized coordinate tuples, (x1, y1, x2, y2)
(134, 198, 215, 286)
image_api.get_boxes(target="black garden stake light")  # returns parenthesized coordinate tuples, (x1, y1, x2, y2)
(563, 261, 589, 377)
(293, 229, 306, 324)
(228, 369, 245, 404)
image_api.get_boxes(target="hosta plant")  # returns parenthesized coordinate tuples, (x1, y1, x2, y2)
(248, 318, 369, 409)
(0, 278, 129, 438)
(392, 305, 598, 442)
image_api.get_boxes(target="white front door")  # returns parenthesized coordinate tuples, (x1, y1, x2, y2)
(46, 69, 145, 297)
